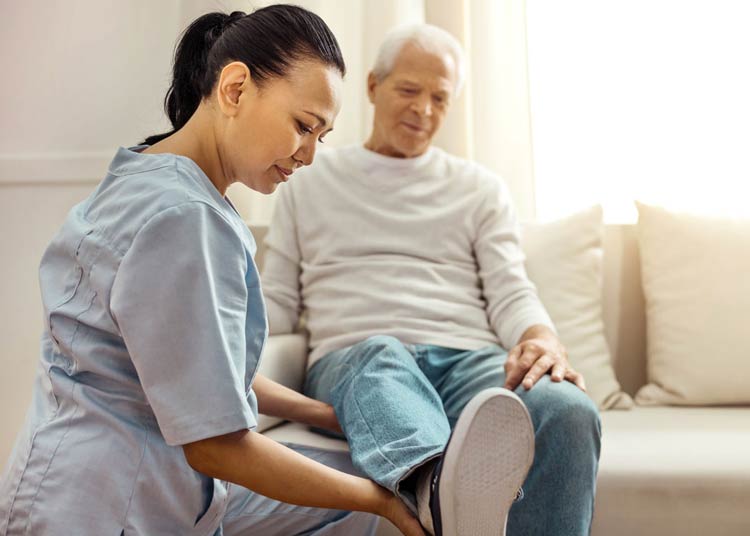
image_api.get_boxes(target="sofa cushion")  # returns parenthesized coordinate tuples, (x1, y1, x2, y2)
(635, 203, 750, 405)
(256, 334, 308, 432)
(593, 406, 750, 535)
(522, 206, 633, 409)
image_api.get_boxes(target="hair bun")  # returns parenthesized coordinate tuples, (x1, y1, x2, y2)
(221, 11, 246, 33)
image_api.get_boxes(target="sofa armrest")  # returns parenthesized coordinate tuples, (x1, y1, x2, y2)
(256, 333, 309, 432)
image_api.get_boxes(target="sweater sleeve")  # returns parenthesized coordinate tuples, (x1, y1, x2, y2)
(261, 184, 303, 335)
(473, 175, 555, 349)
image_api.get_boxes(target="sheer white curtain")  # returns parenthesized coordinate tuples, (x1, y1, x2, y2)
(217, 0, 538, 222)
(526, 0, 750, 222)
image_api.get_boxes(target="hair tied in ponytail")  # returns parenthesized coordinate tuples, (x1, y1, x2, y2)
(220, 11, 246, 34)
(142, 5, 345, 147)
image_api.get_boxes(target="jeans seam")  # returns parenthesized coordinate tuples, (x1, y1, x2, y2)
(349, 382, 401, 473)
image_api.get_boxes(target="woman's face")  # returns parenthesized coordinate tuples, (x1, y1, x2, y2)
(218, 59, 343, 194)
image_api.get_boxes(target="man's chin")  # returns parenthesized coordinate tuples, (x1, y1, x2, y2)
(397, 142, 431, 158)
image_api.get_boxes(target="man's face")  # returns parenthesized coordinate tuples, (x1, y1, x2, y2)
(366, 42, 457, 158)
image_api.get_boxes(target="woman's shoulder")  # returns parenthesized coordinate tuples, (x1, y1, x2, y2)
(83, 148, 242, 255)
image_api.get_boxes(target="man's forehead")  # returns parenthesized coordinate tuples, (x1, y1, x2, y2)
(391, 73, 453, 93)
(389, 43, 457, 87)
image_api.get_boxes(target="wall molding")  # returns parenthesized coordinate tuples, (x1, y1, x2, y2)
(0, 153, 113, 185)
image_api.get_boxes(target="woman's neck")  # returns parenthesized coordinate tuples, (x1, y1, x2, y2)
(143, 107, 230, 195)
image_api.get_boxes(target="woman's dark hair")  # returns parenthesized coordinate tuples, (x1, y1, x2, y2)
(142, 5, 345, 145)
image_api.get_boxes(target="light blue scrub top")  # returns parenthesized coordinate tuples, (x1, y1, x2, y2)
(0, 147, 267, 535)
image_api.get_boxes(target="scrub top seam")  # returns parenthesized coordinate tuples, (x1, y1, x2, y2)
(22, 384, 81, 535)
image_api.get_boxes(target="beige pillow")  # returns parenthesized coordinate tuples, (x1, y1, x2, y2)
(522, 206, 633, 410)
(635, 202, 750, 406)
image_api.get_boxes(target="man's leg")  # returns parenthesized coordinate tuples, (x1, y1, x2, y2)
(221, 444, 380, 535)
(425, 345, 602, 536)
(304, 335, 450, 509)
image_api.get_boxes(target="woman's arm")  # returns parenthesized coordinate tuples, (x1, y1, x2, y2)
(183, 430, 423, 535)
(253, 373, 341, 433)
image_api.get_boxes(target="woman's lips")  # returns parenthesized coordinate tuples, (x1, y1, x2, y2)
(275, 165, 293, 182)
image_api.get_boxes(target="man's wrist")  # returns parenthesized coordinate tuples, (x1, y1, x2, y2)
(519, 324, 556, 344)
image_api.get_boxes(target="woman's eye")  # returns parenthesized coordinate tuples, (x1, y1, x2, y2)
(297, 121, 314, 134)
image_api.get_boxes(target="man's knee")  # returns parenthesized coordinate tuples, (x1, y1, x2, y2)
(347, 335, 410, 367)
(522, 377, 601, 445)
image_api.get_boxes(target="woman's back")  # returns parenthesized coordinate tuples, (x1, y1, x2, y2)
(1, 147, 265, 535)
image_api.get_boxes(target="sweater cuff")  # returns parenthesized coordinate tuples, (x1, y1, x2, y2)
(503, 308, 557, 350)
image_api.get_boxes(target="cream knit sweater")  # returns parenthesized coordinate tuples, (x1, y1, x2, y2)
(261, 144, 554, 365)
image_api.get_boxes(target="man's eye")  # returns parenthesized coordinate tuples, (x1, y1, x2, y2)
(399, 88, 417, 95)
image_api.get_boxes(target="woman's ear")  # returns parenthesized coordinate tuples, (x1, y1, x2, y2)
(216, 61, 255, 117)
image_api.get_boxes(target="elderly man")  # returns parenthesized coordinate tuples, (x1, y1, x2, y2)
(262, 24, 600, 536)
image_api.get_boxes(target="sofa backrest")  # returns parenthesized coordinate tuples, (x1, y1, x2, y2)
(251, 223, 648, 396)
(601, 225, 647, 395)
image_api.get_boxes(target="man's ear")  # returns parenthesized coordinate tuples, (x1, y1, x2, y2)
(366, 71, 380, 104)
(216, 61, 255, 117)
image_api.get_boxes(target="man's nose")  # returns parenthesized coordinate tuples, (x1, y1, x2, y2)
(410, 95, 433, 117)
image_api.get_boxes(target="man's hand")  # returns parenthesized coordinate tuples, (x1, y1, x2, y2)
(503, 325, 586, 392)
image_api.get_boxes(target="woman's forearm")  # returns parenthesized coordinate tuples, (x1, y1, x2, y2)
(253, 373, 335, 429)
(183, 429, 385, 514)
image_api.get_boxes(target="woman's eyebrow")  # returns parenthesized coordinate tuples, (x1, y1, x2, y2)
(303, 110, 329, 129)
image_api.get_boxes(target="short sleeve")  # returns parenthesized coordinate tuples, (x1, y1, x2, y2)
(111, 202, 256, 446)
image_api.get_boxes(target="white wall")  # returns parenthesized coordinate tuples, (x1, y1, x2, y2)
(0, 0, 180, 467)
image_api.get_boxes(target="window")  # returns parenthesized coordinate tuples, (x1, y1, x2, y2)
(526, 0, 750, 222)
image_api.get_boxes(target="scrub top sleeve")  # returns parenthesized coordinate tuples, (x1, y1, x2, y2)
(111, 202, 256, 446)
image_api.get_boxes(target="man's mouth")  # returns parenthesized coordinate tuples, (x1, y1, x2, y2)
(401, 121, 427, 134)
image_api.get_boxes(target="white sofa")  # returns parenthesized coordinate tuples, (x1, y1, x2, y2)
(253, 224, 750, 536)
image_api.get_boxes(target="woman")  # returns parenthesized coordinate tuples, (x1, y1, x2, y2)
(0, 6, 423, 536)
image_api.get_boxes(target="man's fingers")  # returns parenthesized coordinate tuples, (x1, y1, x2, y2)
(565, 368, 587, 392)
(550, 362, 566, 382)
(505, 346, 521, 369)
(522, 354, 555, 390)
(504, 352, 531, 390)
(504, 362, 525, 390)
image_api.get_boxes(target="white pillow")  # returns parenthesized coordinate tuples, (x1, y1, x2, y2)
(635, 202, 750, 406)
(522, 206, 633, 410)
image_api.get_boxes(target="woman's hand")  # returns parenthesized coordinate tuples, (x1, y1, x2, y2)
(308, 402, 343, 434)
(375, 488, 426, 536)
(253, 374, 342, 432)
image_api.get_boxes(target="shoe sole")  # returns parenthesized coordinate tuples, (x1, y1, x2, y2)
(437, 388, 535, 536)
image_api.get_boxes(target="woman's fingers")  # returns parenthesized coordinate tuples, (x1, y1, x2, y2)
(385, 495, 425, 536)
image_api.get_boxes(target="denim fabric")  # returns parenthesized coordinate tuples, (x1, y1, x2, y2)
(304, 335, 602, 536)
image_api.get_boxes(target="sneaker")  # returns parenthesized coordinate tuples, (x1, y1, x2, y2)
(426, 388, 535, 536)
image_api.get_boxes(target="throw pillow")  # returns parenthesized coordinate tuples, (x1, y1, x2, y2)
(635, 202, 750, 405)
(522, 206, 634, 410)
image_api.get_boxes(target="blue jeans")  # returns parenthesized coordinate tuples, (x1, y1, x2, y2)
(304, 335, 601, 536)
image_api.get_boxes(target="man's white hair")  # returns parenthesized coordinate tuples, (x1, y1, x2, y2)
(371, 23, 466, 97)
